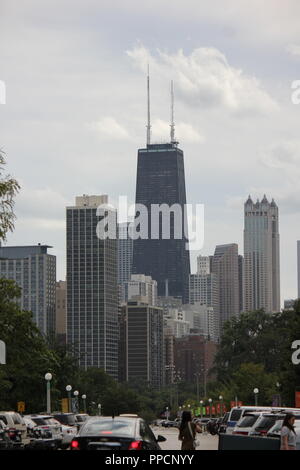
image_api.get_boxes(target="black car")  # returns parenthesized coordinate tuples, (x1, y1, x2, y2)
(70, 416, 166, 450)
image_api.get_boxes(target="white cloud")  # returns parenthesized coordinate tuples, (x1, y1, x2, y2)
(151, 119, 204, 143)
(286, 44, 300, 58)
(87, 117, 130, 140)
(127, 46, 278, 116)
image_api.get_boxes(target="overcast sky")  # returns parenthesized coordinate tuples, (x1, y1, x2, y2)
(1, 0, 300, 304)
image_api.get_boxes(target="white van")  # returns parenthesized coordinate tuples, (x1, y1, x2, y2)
(226, 406, 300, 434)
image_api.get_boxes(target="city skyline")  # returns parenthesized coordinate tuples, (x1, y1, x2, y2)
(1, 1, 300, 303)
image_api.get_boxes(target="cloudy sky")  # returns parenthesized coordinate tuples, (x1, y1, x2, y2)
(1, 0, 300, 304)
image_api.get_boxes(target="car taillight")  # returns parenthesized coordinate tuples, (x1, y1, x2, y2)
(128, 440, 143, 450)
(71, 440, 80, 450)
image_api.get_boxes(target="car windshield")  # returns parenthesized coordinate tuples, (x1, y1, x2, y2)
(31, 417, 47, 426)
(54, 415, 77, 426)
(230, 410, 243, 422)
(81, 419, 136, 437)
(255, 416, 278, 430)
(237, 415, 259, 428)
(44, 418, 60, 426)
(76, 416, 86, 422)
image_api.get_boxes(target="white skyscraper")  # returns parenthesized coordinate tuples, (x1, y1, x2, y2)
(124, 274, 157, 306)
(244, 195, 280, 313)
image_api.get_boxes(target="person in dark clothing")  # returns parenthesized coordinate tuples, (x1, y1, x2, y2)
(178, 411, 202, 450)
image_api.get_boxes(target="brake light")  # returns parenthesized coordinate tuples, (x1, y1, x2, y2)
(71, 440, 80, 450)
(101, 431, 113, 434)
(128, 440, 143, 450)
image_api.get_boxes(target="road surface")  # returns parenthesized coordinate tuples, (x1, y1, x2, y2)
(152, 426, 219, 450)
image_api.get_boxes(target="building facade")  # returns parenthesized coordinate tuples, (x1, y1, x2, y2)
(244, 196, 280, 313)
(211, 243, 240, 330)
(174, 334, 217, 387)
(56, 280, 67, 344)
(117, 222, 133, 286)
(0, 245, 56, 337)
(132, 142, 191, 303)
(119, 301, 164, 389)
(124, 274, 157, 306)
(66, 195, 118, 378)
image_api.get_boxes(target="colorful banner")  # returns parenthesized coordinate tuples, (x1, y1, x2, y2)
(295, 391, 300, 408)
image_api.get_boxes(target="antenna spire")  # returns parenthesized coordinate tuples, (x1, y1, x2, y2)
(146, 64, 151, 146)
(170, 80, 177, 144)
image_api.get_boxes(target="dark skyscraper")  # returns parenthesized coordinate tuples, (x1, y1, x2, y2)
(132, 143, 190, 302)
(132, 77, 190, 302)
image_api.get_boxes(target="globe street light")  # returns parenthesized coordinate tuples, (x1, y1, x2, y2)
(253, 388, 259, 406)
(45, 373, 52, 414)
(82, 394, 87, 414)
(66, 385, 72, 412)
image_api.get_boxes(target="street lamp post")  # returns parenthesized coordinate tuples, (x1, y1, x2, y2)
(200, 400, 203, 419)
(82, 394, 87, 413)
(208, 398, 212, 418)
(74, 390, 79, 413)
(66, 385, 72, 413)
(219, 395, 223, 416)
(254, 388, 259, 406)
(45, 373, 52, 414)
(276, 382, 281, 407)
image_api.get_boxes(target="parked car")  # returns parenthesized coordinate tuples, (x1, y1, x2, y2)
(249, 413, 287, 437)
(206, 418, 219, 435)
(25, 415, 63, 449)
(51, 414, 78, 449)
(219, 412, 229, 434)
(232, 412, 264, 436)
(0, 419, 13, 450)
(227, 406, 300, 434)
(267, 414, 300, 450)
(161, 420, 178, 428)
(70, 415, 166, 450)
(76, 414, 89, 424)
(0, 411, 30, 448)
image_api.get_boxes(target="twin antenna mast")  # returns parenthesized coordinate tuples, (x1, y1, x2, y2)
(146, 67, 178, 146)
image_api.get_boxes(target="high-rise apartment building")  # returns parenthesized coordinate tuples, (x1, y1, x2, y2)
(0, 245, 56, 337)
(211, 243, 240, 329)
(56, 280, 67, 345)
(66, 195, 118, 378)
(124, 274, 157, 306)
(244, 196, 280, 313)
(117, 222, 133, 286)
(119, 301, 164, 389)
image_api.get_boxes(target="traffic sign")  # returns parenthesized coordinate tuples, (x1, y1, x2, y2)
(61, 398, 69, 413)
(17, 401, 25, 413)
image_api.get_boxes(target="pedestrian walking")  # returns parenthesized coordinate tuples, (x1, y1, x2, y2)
(178, 411, 201, 450)
(280, 413, 297, 451)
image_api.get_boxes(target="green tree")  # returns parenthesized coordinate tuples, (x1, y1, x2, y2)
(0, 151, 20, 242)
(0, 279, 58, 412)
